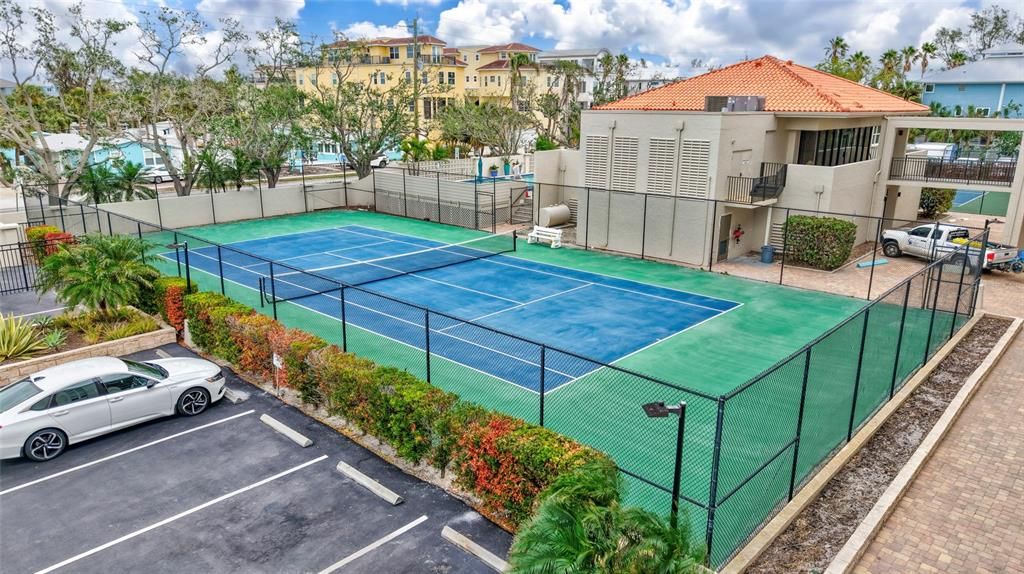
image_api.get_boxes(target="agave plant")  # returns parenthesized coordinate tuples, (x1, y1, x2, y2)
(0, 314, 48, 361)
(32, 315, 55, 329)
(43, 329, 68, 350)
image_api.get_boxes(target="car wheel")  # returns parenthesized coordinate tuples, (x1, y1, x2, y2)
(379, 159, 387, 168)
(177, 388, 210, 416)
(24, 428, 67, 462)
(882, 241, 902, 257)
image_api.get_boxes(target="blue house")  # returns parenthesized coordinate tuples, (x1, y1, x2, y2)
(922, 44, 1024, 117)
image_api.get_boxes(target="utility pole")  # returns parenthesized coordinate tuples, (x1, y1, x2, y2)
(408, 17, 421, 137)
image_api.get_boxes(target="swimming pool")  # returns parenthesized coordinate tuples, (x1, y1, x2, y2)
(461, 173, 535, 184)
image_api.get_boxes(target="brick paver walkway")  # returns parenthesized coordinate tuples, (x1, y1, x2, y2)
(854, 332, 1024, 574)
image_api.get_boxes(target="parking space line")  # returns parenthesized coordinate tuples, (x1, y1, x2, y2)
(1, 410, 256, 497)
(33, 455, 328, 574)
(318, 515, 429, 574)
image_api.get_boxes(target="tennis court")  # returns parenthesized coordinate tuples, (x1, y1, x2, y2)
(163, 224, 740, 393)
(951, 189, 1010, 216)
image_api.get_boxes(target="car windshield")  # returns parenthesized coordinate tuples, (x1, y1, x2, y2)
(0, 378, 43, 413)
(125, 360, 167, 379)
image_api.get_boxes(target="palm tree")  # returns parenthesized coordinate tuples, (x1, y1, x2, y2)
(36, 235, 158, 319)
(875, 49, 901, 90)
(825, 36, 849, 66)
(900, 45, 918, 78)
(919, 42, 937, 79)
(75, 163, 118, 204)
(508, 52, 534, 112)
(221, 148, 259, 191)
(111, 160, 157, 202)
(507, 460, 707, 574)
(847, 51, 873, 83)
(949, 51, 968, 68)
(890, 80, 923, 102)
(195, 149, 227, 193)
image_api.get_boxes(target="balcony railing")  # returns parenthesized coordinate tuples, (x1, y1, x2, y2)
(355, 55, 392, 65)
(726, 162, 787, 204)
(889, 156, 1016, 187)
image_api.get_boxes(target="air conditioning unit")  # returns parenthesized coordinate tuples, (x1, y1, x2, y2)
(704, 96, 729, 112)
(704, 95, 766, 112)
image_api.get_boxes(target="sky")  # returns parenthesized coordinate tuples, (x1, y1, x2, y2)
(3, 0, 999, 79)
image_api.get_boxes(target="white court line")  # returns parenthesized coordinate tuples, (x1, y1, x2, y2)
(13, 306, 67, 319)
(0, 410, 256, 497)
(318, 515, 429, 574)
(440, 283, 593, 333)
(33, 455, 328, 574)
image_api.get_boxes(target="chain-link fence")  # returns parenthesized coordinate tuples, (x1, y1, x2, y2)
(20, 187, 985, 569)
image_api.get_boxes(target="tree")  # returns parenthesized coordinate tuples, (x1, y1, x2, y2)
(846, 51, 873, 83)
(919, 188, 955, 218)
(436, 101, 531, 160)
(121, 7, 245, 197)
(873, 49, 902, 91)
(948, 51, 969, 68)
(400, 137, 430, 163)
(900, 45, 918, 78)
(507, 459, 707, 574)
(933, 27, 967, 67)
(994, 130, 1021, 156)
(0, 1, 128, 195)
(36, 235, 158, 319)
(220, 148, 259, 191)
(918, 42, 938, 79)
(824, 36, 850, 68)
(110, 160, 157, 201)
(889, 80, 923, 102)
(537, 60, 585, 147)
(592, 53, 634, 106)
(75, 163, 118, 204)
(194, 149, 228, 192)
(967, 5, 1016, 56)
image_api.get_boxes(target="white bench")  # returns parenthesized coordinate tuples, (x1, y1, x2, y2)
(527, 226, 562, 248)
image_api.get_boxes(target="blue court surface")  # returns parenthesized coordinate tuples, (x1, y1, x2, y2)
(163, 225, 740, 393)
(953, 190, 982, 206)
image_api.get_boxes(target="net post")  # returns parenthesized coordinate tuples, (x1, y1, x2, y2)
(269, 262, 278, 320)
(779, 208, 790, 285)
(847, 309, 871, 442)
(923, 259, 945, 364)
(136, 222, 142, 240)
(340, 286, 348, 352)
(867, 217, 882, 299)
(641, 193, 648, 260)
(705, 396, 726, 562)
(513, 229, 517, 252)
(174, 232, 181, 277)
(539, 346, 546, 427)
(789, 348, 812, 501)
(889, 281, 912, 399)
(217, 245, 225, 295)
(424, 310, 431, 383)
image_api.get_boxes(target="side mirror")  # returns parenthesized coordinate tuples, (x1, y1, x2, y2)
(146, 379, 159, 388)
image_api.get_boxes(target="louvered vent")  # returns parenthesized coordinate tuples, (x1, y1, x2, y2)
(584, 135, 609, 188)
(611, 137, 639, 192)
(678, 139, 711, 199)
(647, 137, 676, 195)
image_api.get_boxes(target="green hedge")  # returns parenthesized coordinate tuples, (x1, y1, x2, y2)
(183, 291, 607, 530)
(784, 215, 857, 271)
(919, 187, 955, 218)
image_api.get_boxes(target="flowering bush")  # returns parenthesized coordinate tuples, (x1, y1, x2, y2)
(42, 232, 76, 255)
(149, 277, 193, 333)
(183, 292, 251, 361)
(227, 313, 280, 379)
(268, 327, 326, 399)
(25, 225, 61, 260)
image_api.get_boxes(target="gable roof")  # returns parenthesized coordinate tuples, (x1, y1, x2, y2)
(480, 43, 540, 54)
(476, 60, 541, 71)
(596, 55, 930, 114)
(924, 49, 1024, 84)
(332, 35, 446, 48)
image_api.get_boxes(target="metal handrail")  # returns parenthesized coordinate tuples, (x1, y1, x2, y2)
(889, 156, 1016, 187)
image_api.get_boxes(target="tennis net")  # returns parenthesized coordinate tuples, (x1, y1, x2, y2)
(262, 231, 516, 303)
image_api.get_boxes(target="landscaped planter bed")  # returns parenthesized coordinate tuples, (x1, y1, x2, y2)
(744, 315, 1013, 573)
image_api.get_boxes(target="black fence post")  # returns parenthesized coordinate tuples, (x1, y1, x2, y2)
(210, 187, 217, 224)
(474, 178, 480, 230)
(923, 261, 945, 364)
(705, 396, 726, 562)
(57, 198, 66, 232)
(38, 192, 47, 225)
(779, 208, 791, 285)
(106, 212, 112, 236)
(79, 204, 86, 233)
(182, 242, 192, 294)
(371, 168, 377, 212)
(155, 183, 163, 228)
(889, 281, 912, 399)
(436, 172, 442, 223)
(539, 346, 546, 427)
(640, 194, 648, 260)
(708, 201, 718, 271)
(340, 286, 348, 352)
(950, 246, 970, 338)
(269, 262, 278, 320)
(402, 167, 409, 217)
(95, 206, 102, 232)
(342, 163, 348, 208)
(136, 222, 142, 240)
(867, 218, 882, 300)
(847, 309, 871, 441)
(788, 348, 812, 501)
(257, 171, 265, 219)
(669, 401, 687, 531)
(217, 246, 225, 295)
(18, 242, 30, 290)
(424, 310, 431, 383)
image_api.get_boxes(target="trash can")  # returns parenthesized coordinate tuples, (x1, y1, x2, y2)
(760, 245, 775, 263)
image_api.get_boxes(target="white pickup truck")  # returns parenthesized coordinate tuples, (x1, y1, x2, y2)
(881, 223, 1021, 272)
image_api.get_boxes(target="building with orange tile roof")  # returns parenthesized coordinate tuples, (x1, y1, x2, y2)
(530, 55, 1024, 264)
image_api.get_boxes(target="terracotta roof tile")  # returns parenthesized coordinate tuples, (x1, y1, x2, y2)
(596, 56, 929, 114)
(480, 42, 540, 53)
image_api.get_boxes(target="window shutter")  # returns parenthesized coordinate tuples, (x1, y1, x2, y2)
(647, 138, 676, 195)
(678, 139, 711, 199)
(584, 135, 610, 188)
(611, 137, 639, 192)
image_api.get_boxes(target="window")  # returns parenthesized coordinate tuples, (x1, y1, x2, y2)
(310, 75, 317, 86)
(331, 73, 338, 85)
(406, 45, 414, 58)
(473, 75, 477, 82)
(371, 72, 378, 85)
(52, 380, 101, 407)
(389, 47, 399, 60)
(0, 378, 43, 413)
(143, 150, 165, 167)
(405, 70, 412, 82)
(126, 360, 166, 379)
(930, 228, 944, 239)
(500, 51, 507, 59)
(438, 71, 445, 84)
(466, 75, 470, 83)
(475, 53, 479, 61)
(422, 71, 429, 84)
(448, 72, 456, 85)
(497, 76, 501, 86)
(910, 227, 932, 238)
(483, 77, 488, 87)
(797, 125, 880, 167)
(100, 374, 148, 394)
(409, 100, 416, 112)
(298, 75, 304, 85)
(924, 83, 935, 93)
(977, 107, 991, 117)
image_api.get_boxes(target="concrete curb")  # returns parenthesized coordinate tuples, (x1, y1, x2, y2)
(334, 460, 403, 506)
(825, 315, 1022, 573)
(721, 312, 986, 574)
(259, 414, 313, 447)
(441, 525, 508, 573)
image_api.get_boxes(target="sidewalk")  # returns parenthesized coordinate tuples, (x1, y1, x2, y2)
(853, 332, 1024, 574)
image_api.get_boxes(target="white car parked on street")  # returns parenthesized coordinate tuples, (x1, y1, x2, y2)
(0, 356, 225, 462)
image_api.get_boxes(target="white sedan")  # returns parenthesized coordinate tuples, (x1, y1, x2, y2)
(0, 356, 226, 462)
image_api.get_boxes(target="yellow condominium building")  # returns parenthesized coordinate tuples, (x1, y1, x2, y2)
(293, 35, 467, 126)
(458, 43, 557, 111)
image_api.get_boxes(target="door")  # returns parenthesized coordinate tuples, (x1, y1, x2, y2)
(100, 374, 170, 427)
(904, 225, 934, 256)
(731, 150, 752, 177)
(47, 380, 111, 440)
(718, 213, 732, 262)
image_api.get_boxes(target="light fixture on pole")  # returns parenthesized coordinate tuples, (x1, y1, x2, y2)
(642, 400, 687, 530)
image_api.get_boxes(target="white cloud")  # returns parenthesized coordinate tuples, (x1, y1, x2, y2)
(340, 20, 414, 40)
(435, 0, 996, 73)
(374, 0, 443, 6)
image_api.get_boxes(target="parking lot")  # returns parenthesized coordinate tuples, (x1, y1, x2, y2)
(0, 344, 511, 574)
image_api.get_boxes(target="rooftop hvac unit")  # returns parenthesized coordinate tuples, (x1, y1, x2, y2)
(704, 96, 729, 112)
(705, 95, 767, 112)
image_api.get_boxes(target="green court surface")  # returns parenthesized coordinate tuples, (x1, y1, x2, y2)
(145, 210, 961, 565)
(951, 190, 1010, 216)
